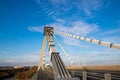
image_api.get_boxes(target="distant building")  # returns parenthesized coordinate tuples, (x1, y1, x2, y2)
(14, 66, 24, 68)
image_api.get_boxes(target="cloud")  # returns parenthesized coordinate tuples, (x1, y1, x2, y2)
(28, 20, 99, 36)
(63, 37, 89, 48)
(96, 28, 120, 44)
(80, 0, 109, 16)
(50, 20, 99, 36)
(72, 49, 120, 65)
(99, 28, 120, 36)
(36, 0, 110, 18)
(0, 51, 41, 66)
(28, 20, 99, 47)
(49, 20, 98, 47)
(28, 26, 43, 32)
(0, 48, 51, 66)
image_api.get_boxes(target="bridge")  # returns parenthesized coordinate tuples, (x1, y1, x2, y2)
(30, 27, 120, 80)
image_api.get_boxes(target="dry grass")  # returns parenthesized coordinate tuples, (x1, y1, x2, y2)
(66, 65, 120, 71)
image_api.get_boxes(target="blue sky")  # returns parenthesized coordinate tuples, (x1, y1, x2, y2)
(0, 0, 120, 66)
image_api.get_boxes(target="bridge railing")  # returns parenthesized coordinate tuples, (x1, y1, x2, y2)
(69, 69, 120, 80)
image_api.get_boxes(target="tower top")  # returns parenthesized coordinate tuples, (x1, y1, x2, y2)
(44, 27, 54, 36)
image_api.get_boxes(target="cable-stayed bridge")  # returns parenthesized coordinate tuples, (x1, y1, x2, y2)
(30, 27, 120, 80)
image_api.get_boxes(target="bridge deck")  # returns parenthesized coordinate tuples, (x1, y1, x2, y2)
(30, 69, 54, 80)
(30, 65, 120, 80)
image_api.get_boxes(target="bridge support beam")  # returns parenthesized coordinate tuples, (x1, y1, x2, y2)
(83, 71, 87, 80)
(38, 35, 47, 70)
(51, 52, 71, 79)
(104, 73, 111, 80)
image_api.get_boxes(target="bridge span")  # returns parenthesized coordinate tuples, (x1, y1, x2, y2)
(30, 65, 120, 80)
(30, 27, 120, 80)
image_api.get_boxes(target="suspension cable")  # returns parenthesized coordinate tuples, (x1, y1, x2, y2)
(55, 31, 120, 50)
(53, 33, 75, 66)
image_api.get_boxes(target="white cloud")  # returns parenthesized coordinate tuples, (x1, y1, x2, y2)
(28, 20, 99, 36)
(36, 0, 110, 18)
(50, 20, 98, 36)
(80, 0, 110, 17)
(51, 20, 99, 47)
(0, 51, 41, 66)
(28, 26, 43, 32)
(49, 20, 98, 47)
(96, 28, 120, 44)
(63, 37, 89, 48)
(28, 20, 99, 47)
(99, 28, 120, 36)
(72, 49, 120, 65)
(56, 19, 64, 23)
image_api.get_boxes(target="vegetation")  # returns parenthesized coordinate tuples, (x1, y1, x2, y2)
(0, 71, 13, 79)
(15, 66, 37, 80)
(0, 66, 53, 80)
(0, 67, 29, 79)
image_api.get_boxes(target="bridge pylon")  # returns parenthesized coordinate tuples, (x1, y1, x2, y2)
(43, 27, 79, 80)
